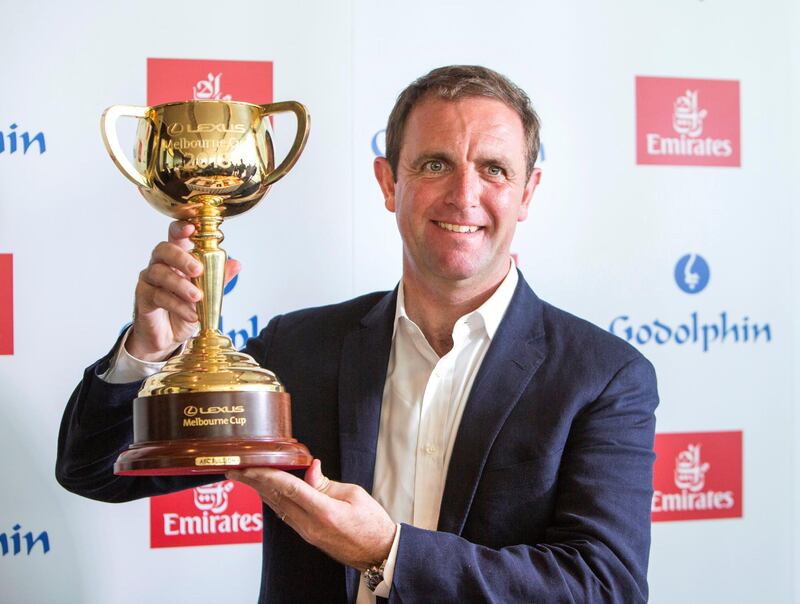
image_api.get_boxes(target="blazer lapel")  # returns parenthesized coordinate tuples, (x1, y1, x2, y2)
(437, 275, 547, 536)
(338, 289, 396, 603)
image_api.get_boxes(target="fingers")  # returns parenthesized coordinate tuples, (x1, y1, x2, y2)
(151, 241, 203, 279)
(137, 268, 199, 324)
(164, 221, 242, 287)
(133, 220, 244, 340)
(228, 469, 315, 528)
(167, 221, 195, 252)
(229, 467, 334, 513)
(139, 280, 199, 323)
(137, 241, 203, 314)
(143, 256, 201, 297)
(227, 465, 395, 570)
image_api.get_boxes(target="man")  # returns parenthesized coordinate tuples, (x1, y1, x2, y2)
(57, 65, 658, 603)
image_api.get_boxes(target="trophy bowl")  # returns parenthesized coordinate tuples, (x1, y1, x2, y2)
(101, 99, 313, 475)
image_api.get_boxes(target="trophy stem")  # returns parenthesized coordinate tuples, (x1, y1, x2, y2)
(190, 196, 226, 334)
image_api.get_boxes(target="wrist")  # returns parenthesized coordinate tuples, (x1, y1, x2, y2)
(369, 519, 396, 569)
(363, 522, 401, 594)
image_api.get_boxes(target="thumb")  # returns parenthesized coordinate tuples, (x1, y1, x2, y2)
(304, 458, 323, 487)
(304, 459, 343, 499)
(224, 258, 242, 286)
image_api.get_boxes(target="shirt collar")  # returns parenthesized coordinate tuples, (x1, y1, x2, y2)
(393, 259, 518, 342)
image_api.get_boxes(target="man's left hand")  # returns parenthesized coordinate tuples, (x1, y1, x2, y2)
(227, 459, 396, 571)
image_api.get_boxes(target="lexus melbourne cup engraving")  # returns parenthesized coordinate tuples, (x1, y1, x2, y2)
(101, 100, 312, 475)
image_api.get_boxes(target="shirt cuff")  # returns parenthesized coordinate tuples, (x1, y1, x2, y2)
(371, 523, 401, 598)
(100, 327, 172, 384)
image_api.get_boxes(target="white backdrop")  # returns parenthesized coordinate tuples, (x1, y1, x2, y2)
(1, 0, 798, 602)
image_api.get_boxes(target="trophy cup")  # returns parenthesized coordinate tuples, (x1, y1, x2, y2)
(101, 99, 312, 475)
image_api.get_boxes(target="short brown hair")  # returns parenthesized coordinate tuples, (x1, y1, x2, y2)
(384, 65, 541, 180)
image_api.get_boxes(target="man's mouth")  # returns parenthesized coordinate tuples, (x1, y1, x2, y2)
(435, 221, 481, 233)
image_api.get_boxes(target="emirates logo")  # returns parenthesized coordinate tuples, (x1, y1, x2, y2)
(673, 444, 710, 492)
(193, 481, 234, 514)
(651, 431, 742, 522)
(193, 72, 232, 101)
(672, 90, 707, 138)
(147, 58, 273, 107)
(636, 76, 740, 167)
(150, 480, 264, 548)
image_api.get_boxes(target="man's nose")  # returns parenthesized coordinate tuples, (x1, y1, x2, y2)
(446, 166, 481, 209)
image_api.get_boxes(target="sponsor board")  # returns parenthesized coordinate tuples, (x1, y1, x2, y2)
(150, 480, 263, 548)
(636, 76, 740, 167)
(147, 58, 273, 106)
(609, 254, 771, 352)
(652, 431, 742, 522)
(0, 254, 12, 355)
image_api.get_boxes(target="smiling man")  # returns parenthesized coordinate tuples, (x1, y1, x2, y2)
(57, 66, 658, 603)
(374, 94, 539, 357)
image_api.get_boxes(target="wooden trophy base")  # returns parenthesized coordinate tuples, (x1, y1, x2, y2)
(113, 390, 312, 476)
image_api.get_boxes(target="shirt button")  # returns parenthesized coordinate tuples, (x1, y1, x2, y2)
(424, 444, 438, 455)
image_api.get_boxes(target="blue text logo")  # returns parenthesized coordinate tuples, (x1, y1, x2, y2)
(0, 124, 46, 155)
(609, 254, 771, 352)
(1, 523, 50, 556)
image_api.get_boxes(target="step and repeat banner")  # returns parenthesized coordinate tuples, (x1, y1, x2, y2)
(1, 1, 798, 602)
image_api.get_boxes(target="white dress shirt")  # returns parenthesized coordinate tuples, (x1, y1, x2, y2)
(363, 262, 517, 602)
(102, 262, 518, 603)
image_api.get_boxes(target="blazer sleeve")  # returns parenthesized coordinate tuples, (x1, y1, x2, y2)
(55, 319, 283, 502)
(389, 355, 658, 604)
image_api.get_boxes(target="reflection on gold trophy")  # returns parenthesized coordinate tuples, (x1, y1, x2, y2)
(101, 100, 312, 475)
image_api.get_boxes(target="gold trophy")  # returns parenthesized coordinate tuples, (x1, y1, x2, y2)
(101, 100, 312, 475)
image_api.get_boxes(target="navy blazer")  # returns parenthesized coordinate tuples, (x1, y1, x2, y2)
(57, 273, 658, 603)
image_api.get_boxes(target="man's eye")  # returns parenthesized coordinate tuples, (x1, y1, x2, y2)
(487, 165, 504, 176)
(425, 160, 445, 172)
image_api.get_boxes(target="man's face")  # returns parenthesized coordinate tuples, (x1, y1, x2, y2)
(375, 95, 540, 294)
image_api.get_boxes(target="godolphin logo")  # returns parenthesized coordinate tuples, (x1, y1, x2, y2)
(674, 253, 710, 294)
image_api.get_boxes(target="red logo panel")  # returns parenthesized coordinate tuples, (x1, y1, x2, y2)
(147, 58, 273, 106)
(0, 254, 12, 355)
(150, 480, 264, 548)
(636, 76, 740, 167)
(652, 431, 742, 522)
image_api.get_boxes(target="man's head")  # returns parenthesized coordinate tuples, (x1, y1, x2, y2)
(374, 66, 542, 296)
(384, 65, 541, 182)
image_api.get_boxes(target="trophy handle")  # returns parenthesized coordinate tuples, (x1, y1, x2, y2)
(260, 101, 310, 186)
(101, 105, 150, 190)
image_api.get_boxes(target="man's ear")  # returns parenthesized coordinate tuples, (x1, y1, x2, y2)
(517, 167, 542, 222)
(374, 156, 396, 212)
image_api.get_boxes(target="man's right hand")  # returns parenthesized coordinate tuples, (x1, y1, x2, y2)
(125, 221, 241, 362)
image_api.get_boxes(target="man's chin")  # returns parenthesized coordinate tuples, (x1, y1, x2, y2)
(423, 260, 499, 287)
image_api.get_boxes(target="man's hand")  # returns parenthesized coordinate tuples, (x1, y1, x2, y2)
(127, 220, 241, 361)
(228, 460, 396, 571)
